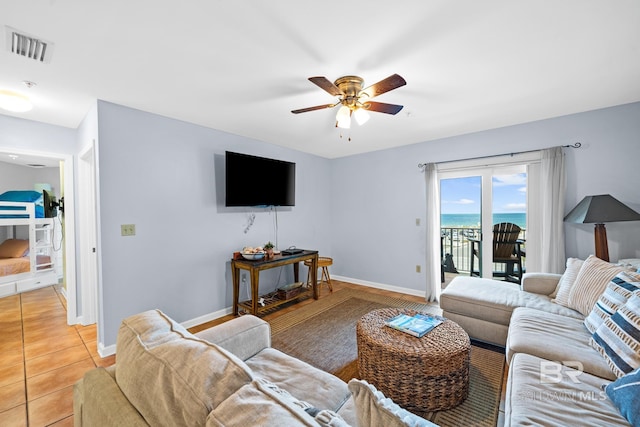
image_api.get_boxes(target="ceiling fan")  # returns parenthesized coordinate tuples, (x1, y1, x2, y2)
(291, 74, 406, 129)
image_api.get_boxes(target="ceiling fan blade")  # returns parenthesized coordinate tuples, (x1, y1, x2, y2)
(363, 101, 404, 115)
(291, 103, 337, 114)
(361, 74, 407, 98)
(308, 77, 343, 97)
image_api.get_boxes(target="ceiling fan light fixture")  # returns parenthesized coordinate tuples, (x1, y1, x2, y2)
(336, 105, 351, 129)
(353, 108, 370, 126)
(293, 74, 406, 134)
(0, 89, 32, 112)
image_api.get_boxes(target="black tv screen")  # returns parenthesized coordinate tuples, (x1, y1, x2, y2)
(225, 151, 296, 207)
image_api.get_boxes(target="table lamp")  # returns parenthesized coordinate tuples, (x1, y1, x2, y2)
(564, 194, 640, 262)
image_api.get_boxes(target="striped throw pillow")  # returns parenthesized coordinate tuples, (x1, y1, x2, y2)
(568, 255, 630, 316)
(552, 258, 584, 304)
(591, 292, 640, 378)
(584, 271, 640, 333)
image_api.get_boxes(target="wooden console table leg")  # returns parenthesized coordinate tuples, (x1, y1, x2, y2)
(251, 270, 260, 315)
(232, 263, 240, 316)
(293, 262, 300, 282)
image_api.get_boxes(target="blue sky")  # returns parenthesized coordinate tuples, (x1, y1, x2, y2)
(440, 174, 527, 214)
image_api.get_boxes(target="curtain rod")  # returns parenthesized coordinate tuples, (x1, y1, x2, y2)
(418, 142, 581, 170)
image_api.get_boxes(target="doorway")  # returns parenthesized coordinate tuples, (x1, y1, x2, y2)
(0, 148, 77, 323)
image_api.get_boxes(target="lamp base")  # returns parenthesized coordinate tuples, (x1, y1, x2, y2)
(594, 223, 609, 262)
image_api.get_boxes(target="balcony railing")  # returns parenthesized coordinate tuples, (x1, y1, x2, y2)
(441, 227, 526, 275)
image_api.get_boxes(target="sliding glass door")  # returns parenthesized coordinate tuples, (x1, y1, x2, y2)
(440, 175, 482, 276)
(439, 165, 527, 280)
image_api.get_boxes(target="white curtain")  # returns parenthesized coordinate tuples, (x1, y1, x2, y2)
(424, 163, 441, 302)
(540, 146, 566, 273)
(525, 163, 542, 273)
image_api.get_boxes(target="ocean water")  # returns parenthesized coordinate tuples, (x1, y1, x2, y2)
(441, 213, 526, 228)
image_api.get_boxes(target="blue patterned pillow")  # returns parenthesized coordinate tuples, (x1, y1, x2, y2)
(605, 367, 640, 426)
(591, 292, 640, 377)
(584, 271, 640, 333)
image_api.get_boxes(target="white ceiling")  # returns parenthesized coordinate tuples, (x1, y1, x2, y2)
(1, 1, 639, 159)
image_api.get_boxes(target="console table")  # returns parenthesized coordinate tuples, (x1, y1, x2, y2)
(231, 250, 319, 316)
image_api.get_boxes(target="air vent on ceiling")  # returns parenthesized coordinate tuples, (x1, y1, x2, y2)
(5, 26, 54, 63)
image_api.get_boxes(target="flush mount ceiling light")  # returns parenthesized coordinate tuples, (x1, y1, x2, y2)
(0, 89, 33, 112)
(292, 74, 406, 130)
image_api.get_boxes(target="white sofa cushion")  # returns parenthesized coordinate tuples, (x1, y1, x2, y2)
(206, 378, 321, 427)
(116, 309, 254, 427)
(441, 277, 582, 327)
(617, 258, 640, 269)
(207, 378, 351, 427)
(246, 347, 351, 414)
(506, 307, 616, 381)
(504, 353, 629, 427)
(521, 272, 562, 295)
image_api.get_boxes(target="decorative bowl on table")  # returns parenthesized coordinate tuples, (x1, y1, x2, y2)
(242, 252, 265, 260)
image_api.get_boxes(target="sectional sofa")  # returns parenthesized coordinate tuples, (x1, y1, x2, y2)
(441, 255, 639, 426)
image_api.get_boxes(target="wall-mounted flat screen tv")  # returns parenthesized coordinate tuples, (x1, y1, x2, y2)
(225, 151, 296, 207)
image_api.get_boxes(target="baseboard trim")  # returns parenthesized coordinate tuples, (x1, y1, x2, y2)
(98, 342, 116, 358)
(95, 280, 422, 358)
(181, 307, 233, 329)
(331, 275, 426, 298)
(96, 306, 234, 357)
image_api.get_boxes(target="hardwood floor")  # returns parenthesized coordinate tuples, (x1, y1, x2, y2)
(189, 279, 432, 333)
(1, 277, 505, 426)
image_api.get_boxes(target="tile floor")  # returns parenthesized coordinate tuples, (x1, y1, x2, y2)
(0, 285, 115, 427)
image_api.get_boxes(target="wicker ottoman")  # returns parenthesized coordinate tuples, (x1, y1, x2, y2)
(356, 308, 471, 412)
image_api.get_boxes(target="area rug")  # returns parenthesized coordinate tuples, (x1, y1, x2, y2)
(269, 288, 504, 426)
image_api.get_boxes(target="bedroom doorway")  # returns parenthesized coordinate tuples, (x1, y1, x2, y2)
(0, 148, 77, 324)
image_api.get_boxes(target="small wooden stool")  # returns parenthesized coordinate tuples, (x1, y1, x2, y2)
(304, 257, 333, 293)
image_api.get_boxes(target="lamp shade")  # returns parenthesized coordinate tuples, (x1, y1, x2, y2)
(353, 108, 370, 125)
(564, 194, 640, 224)
(335, 106, 351, 129)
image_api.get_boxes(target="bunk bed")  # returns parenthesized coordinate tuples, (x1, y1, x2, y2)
(0, 196, 58, 297)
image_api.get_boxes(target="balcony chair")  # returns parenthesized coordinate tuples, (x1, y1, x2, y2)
(470, 222, 525, 284)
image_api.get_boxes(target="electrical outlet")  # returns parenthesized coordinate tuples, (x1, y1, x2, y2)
(416, 265, 421, 273)
(121, 224, 136, 236)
